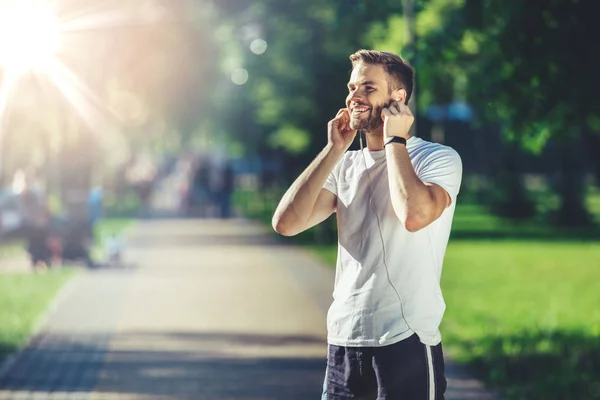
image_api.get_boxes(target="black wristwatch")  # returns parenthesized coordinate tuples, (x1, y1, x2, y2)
(384, 136, 407, 147)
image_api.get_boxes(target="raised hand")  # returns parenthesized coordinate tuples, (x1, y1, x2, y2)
(382, 101, 414, 139)
(328, 108, 357, 152)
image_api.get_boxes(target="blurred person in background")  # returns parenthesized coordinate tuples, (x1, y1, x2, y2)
(272, 50, 462, 399)
(210, 159, 234, 219)
(189, 156, 212, 217)
(15, 168, 53, 270)
(126, 154, 158, 217)
(88, 186, 104, 226)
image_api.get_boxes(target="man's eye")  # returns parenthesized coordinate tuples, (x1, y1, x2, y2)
(366, 87, 375, 92)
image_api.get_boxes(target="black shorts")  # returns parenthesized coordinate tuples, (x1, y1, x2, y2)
(323, 333, 446, 400)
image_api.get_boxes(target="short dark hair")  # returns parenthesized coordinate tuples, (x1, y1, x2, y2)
(349, 49, 415, 104)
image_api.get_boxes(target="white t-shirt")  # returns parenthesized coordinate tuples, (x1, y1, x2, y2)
(323, 136, 462, 347)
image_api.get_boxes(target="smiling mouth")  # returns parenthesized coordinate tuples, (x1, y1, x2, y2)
(351, 106, 370, 117)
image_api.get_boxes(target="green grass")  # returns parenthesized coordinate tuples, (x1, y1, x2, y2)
(307, 203, 600, 400)
(91, 218, 134, 260)
(586, 186, 600, 224)
(94, 218, 134, 242)
(0, 269, 76, 360)
(441, 241, 600, 399)
(450, 203, 600, 241)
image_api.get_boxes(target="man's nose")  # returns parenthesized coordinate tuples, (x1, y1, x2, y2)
(350, 88, 367, 103)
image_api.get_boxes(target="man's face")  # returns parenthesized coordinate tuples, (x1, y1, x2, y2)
(345, 62, 392, 133)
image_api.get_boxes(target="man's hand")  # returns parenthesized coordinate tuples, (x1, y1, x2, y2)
(382, 101, 414, 139)
(328, 108, 356, 152)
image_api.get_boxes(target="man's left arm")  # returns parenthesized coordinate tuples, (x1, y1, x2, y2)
(383, 101, 461, 232)
(386, 144, 456, 232)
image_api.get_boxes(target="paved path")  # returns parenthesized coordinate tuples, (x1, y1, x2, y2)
(0, 219, 498, 399)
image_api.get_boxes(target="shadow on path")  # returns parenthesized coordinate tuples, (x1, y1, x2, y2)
(0, 331, 326, 399)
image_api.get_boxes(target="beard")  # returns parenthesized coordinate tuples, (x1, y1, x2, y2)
(349, 102, 385, 133)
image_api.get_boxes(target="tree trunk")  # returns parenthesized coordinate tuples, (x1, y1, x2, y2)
(554, 134, 591, 227)
(489, 141, 536, 220)
(582, 129, 600, 187)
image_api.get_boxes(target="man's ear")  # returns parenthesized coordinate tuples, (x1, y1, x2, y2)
(392, 88, 407, 104)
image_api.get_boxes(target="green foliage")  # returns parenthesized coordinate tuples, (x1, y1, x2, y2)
(212, 0, 599, 226)
(467, 0, 598, 148)
(268, 125, 311, 155)
(213, 0, 404, 164)
(364, 16, 409, 53)
(416, 0, 464, 37)
(459, 30, 481, 55)
(365, 0, 599, 151)
(588, 115, 600, 132)
(104, 190, 142, 218)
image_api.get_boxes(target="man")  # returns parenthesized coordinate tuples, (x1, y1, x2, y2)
(272, 50, 462, 399)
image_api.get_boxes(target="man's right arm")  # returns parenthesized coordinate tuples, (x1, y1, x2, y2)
(271, 145, 343, 237)
(272, 108, 356, 237)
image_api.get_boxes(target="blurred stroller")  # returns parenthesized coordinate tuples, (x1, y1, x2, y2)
(58, 216, 95, 268)
(103, 234, 123, 267)
(33, 215, 96, 269)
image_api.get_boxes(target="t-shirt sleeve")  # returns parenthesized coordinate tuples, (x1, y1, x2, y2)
(416, 146, 463, 205)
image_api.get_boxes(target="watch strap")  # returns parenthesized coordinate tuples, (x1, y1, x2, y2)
(384, 136, 407, 147)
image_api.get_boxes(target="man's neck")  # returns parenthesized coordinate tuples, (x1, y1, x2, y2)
(364, 128, 384, 151)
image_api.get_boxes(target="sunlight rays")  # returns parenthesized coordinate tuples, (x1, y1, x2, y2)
(59, 0, 165, 32)
(0, 70, 18, 128)
(45, 57, 111, 132)
(0, 0, 165, 139)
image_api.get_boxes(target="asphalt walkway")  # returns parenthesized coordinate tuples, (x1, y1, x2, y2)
(0, 219, 498, 399)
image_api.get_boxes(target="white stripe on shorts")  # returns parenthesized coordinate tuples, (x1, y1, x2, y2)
(425, 345, 435, 400)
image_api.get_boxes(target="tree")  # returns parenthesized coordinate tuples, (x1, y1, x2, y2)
(468, 0, 599, 226)
(365, 0, 600, 225)
(212, 0, 404, 168)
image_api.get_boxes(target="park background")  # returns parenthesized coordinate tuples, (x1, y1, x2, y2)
(1, 0, 599, 399)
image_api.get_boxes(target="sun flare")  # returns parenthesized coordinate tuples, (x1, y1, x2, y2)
(0, 0, 158, 135)
(0, 0, 60, 74)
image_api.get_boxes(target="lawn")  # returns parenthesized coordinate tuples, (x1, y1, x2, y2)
(309, 203, 600, 400)
(441, 240, 600, 399)
(91, 217, 134, 260)
(0, 269, 75, 360)
(94, 218, 134, 239)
